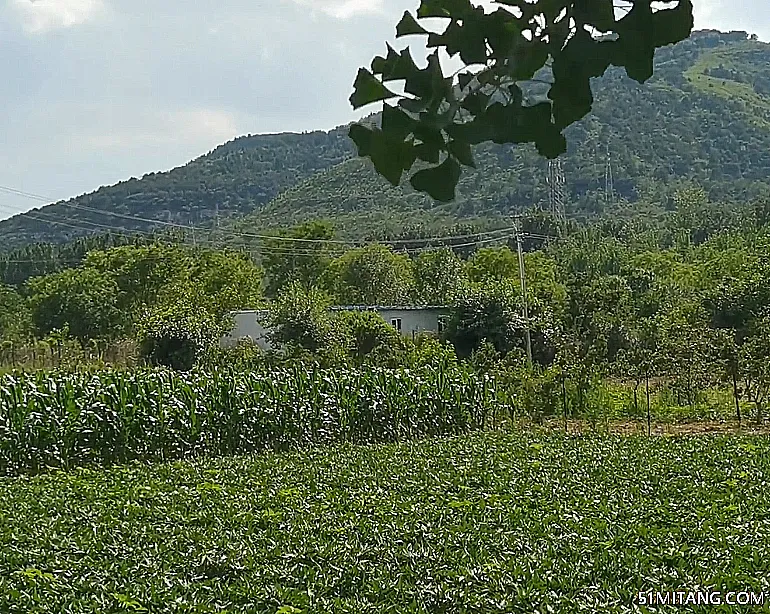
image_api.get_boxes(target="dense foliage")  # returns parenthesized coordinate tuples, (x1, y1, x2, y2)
(1, 431, 769, 612)
(0, 130, 353, 248)
(349, 0, 693, 201)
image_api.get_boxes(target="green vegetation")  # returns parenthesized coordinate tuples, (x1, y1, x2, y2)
(2, 431, 769, 613)
(0, 366, 492, 476)
(0, 130, 353, 248)
(349, 0, 693, 201)
(3, 184, 770, 431)
(4, 15, 770, 614)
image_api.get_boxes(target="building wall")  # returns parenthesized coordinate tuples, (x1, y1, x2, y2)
(220, 308, 446, 350)
(220, 311, 272, 350)
(377, 309, 444, 338)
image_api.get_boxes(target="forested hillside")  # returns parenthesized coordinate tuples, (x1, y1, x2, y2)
(0, 130, 353, 248)
(235, 30, 770, 237)
(2, 29, 770, 248)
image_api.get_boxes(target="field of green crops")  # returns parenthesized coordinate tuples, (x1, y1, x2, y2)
(2, 431, 769, 613)
(0, 367, 499, 476)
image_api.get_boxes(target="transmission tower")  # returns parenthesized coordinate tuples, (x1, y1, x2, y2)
(604, 145, 616, 209)
(547, 158, 567, 232)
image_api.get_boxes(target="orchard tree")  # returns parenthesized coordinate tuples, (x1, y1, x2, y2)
(84, 243, 190, 311)
(324, 243, 414, 305)
(334, 310, 405, 364)
(412, 247, 466, 304)
(349, 0, 694, 200)
(466, 246, 519, 282)
(446, 279, 556, 362)
(268, 282, 337, 354)
(0, 285, 32, 343)
(262, 221, 338, 297)
(26, 268, 123, 344)
(184, 249, 264, 315)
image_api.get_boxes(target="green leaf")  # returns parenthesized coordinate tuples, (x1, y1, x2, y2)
(372, 44, 421, 83)
(535, 129, 567, 159)
(396, 11, 428, 37)
(484, 8, 522, 59)
(507, 39, 550, 81)
(350, 68, 397, 109)
(399, 97, 429, 113)
(382, 104, 416, 140)
(615, 1, 655, 83)
(457, 72, 474, 90)
(414, 122, 446, 150)
(417, 0, 473, 19)
(460, 91, 490, 117)
(349, 123, 374, 155)
(350, 124, 416, 186)
(403, 52, 447, 101)
(427, 10, 488, 65)
(581, 0, 615, 32)
(410, 156, 461, 202)
(445, 118, 490, 145)
(415, 143, 441, 163)
(447, 139, 476, 168)
(652, 0, 694, 47)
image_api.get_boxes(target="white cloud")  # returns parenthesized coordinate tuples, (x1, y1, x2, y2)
(10, 0, 104, 33)
(284, 0, 385, 19)
(81, 108, 241, 151)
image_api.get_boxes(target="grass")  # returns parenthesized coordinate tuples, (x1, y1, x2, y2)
(1, 431, 769, 613)
(684, 44, 770, 131)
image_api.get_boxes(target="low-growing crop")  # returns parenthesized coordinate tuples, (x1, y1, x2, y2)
(0, 432, 769, 613)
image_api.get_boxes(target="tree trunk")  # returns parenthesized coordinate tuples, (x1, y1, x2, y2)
(646, 375, 651, 437)
(633, 381, 639, 415)
(562, 376, 568, 433)
(732, 370, 741, 425)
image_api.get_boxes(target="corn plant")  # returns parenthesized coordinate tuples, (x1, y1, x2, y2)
(0, 365, 504, 476)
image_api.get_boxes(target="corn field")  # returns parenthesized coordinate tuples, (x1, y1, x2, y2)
(0, 366, 501, 476)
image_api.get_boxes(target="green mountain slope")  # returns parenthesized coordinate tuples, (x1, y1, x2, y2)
(2, 29, 770, 249)
(233, 30, 770, 238)
(0, 129, 353, 248)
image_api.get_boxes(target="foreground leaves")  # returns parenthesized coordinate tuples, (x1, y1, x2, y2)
(349, 0, 694, 201)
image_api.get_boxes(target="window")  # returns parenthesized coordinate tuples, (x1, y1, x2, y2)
(390, 318, 402, 332)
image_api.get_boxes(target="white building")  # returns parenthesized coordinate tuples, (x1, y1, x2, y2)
(220, 305, 449, 350)
(219, 310, 272, 350)
(329, 305, 449, 339)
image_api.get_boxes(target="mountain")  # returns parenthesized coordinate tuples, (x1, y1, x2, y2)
(0, 129, 353, 248)
(2, 29, 770, 249)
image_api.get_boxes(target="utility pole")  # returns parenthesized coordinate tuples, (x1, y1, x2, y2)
(515, 222, 533, 367)
(547, 158, 567, 234)
(605, 144, 615, 209)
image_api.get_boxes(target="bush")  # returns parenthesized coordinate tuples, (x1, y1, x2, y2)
(138, 305, 227, 371)
(334, 310, 403, 363)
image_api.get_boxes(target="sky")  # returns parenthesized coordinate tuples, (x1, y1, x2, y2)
(0, 0, 767, 221)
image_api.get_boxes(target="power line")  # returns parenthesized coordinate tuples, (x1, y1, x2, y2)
(0, 183, 525, 249)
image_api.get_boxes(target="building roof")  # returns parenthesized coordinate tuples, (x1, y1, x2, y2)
(328, 305, 450, 312)
(229, 306, 450, 316)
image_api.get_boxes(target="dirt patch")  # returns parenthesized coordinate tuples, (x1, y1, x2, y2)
(519, 419, 770, 437)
